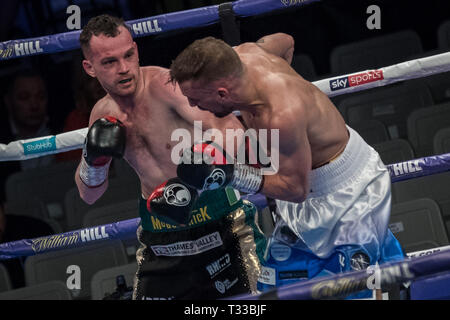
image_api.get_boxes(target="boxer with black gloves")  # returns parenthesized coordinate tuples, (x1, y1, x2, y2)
(75, 14, 274, 300)
(146, 177, 198, 226)
(177, 140, 264, 194)
(79, 116, 126, 188)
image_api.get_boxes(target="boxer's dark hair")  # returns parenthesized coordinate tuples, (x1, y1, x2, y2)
(169, 37, 243, 84)
(79, 14, 131, 58)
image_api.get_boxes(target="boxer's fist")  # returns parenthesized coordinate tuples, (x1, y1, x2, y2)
(84, 116, 126, 166)
(177, 141, 264, 194)
(177, 141, 234, 191)
(79, 116, 126, 187)
(147, 177, 199, 226)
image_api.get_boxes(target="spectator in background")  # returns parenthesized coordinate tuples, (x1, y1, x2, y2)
(56, 59, 105, 162)
(0, 202, 54, 289)
(0, 69, 55, 202)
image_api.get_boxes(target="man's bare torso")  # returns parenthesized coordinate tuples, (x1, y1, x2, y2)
(91, 66, 239, 198)
(234, 43, 349, 169)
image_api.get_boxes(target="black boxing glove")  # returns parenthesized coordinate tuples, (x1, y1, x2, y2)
(177, 141, 264, 194)
(79, 116, 126, 187)
(146, 177, 199, 226)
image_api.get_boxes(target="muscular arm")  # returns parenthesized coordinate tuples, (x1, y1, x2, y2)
(75, 101, 109, 204)
(259, 96, 311, 203)
(256, 33, 295, 65)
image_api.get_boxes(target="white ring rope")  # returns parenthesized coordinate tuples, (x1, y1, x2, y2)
(0, 51, 449, 161)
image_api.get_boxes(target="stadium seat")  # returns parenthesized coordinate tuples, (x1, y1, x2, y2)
(420, 71, 450, 104)
(0, 281, 72, 300)
(82, 200, 140, 263)
(82, 199, 138, 228)
(90, 262, 137, 300)
(391, 172, 450, 239)
(0, 263, 12, 293)
(330, 30, 423, 75)
(351, 119, 389, 145)
(372, 139, 415, 164)
(338, 81, 433, 140)
(64, 176, 140, 231)
(433, 127, 450, 154)
(389, 198, 449, 254)
(407, 102, 450, 157)
(5, 161, 79, 221)
(437, 20, 450, 49)
(24, 240, 128, 299)
(291, 53, 317, 81)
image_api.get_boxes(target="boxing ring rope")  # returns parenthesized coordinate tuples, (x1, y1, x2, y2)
(1, 0, 450, 299)
(230, 249, 450, 300)
(0, 0, 319, 61)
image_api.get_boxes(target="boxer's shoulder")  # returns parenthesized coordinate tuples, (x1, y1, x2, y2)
(88, 95, 124, 125)
(141, 66, 170, 82)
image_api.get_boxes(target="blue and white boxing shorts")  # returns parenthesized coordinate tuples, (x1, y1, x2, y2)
(257, 126, 405, 298)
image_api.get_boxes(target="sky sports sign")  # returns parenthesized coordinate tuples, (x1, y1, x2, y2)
(330, 70, 384, 91)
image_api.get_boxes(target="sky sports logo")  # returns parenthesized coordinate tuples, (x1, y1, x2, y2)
(330, 70, 384, 91)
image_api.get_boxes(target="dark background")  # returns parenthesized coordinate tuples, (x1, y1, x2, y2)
(0, 0, 449, 133)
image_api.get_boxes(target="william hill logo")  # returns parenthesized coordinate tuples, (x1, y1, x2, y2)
(31, 227, 110, 253)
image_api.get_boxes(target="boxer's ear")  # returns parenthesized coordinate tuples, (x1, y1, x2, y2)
(218, 88, 228, 99)
(82, 59, 96, 78)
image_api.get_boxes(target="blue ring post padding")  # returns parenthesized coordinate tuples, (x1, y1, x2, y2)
(228, 249, 450, 300)
(0, 0, 320, 61)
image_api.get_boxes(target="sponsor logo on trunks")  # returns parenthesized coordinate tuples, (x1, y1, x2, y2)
(151, 231, 223, 256)
(23, 136, 57, 155)
(350, 252, 371, 271)
(206, 253, 231, 278)
(339, 253, 346, 269)
(214, 277, 238, 294)
(279, 270, 308, 280)
(330, 70, 384, 91)
(257, 266, 276, 285)
(270, 243, 292, 262)
(163, 183, 192, 207)
(150, 205, 211, 231)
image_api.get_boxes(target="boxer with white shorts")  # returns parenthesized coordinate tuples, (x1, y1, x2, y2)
(170, 34, 405, 298)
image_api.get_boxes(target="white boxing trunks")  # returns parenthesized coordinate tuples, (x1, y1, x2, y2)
(258, 126, 405, 298)
(274, 125, 393, 258)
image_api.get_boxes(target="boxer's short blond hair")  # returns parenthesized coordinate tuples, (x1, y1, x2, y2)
(170, 37, 243, 84)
